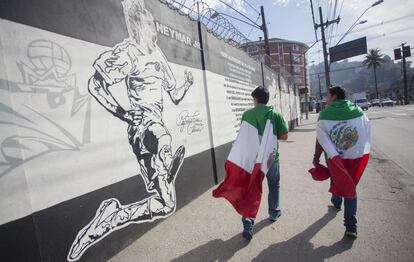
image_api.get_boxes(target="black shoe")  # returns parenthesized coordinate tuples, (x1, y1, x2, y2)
(242, 217, 254, 240)
(242, 230, 253, 240)
(330, 199, 342, 211)
(345, 227, 357, 238)
(268, 212, 282, 222)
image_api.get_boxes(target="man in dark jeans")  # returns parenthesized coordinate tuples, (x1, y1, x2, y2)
(313, 140, 357, 237)
(241, 87, 288, 240)
(312, 86, 369, 238)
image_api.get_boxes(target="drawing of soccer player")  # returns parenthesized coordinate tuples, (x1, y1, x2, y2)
(67, 0, 194, 260)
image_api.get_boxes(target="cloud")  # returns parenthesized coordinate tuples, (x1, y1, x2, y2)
(272, 0, 291, 7)
(202, 0, 248, 13)
(272, 0, 311, 8)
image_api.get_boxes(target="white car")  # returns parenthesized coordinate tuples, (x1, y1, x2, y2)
(381, 98, 395, 107)
(355, 99, 370, 110)
(371, 99, 381, 107)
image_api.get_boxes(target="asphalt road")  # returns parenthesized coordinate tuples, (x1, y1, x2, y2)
(366, 104, 414, 177)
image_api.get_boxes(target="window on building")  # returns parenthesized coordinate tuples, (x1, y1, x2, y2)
(269, 44, 277, 53)
(294, 66, 301, 74)
(247, 46, 258, 53)
(293, 44, 300, 51)
(293, 54, 301, 64)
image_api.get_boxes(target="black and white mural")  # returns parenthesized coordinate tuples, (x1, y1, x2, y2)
(0, 0, 300, 261)
(0, 39, 92, 178)
(67, 0, 194, 260)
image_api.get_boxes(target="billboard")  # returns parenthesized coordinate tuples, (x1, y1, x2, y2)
(329, 37, 367, 63)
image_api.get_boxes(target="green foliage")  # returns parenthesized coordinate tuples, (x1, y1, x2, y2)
(362, 48, 384, 69)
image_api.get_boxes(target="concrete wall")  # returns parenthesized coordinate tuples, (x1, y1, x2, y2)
(0, 0, 300, 261)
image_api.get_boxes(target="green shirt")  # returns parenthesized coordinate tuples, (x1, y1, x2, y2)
(241, 104, 288, 160)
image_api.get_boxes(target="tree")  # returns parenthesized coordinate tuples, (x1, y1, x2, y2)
(363, 48, 384, 99)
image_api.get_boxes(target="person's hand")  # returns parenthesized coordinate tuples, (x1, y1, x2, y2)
(184, 70, 194, 87)
(123, 110, 143, 125)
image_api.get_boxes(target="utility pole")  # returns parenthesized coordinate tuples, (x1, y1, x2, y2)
(304, 55, 309, 119)
(318, 74, 322, 100)
(402, 43, 409, 105)
(260, 6, 270, 66)
(394, 43, 411, 104)
(315, 6, 340, 89)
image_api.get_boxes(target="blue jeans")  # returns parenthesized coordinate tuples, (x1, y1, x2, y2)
(267, 161, 281, 219)
(331, 194, 357, 229)
(242, 161, 281, 233)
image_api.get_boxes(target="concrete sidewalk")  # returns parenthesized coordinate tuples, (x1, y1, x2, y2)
(110, 113, 414, 262)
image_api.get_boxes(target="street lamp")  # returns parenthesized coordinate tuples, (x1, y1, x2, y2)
(335, 0, 383, 46)
(335, 20, 367, 47)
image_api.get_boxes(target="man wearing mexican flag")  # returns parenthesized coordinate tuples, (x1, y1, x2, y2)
(213, 86, 288, 240)
(311, 86, 371, 238)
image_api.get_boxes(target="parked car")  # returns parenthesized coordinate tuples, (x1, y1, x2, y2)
(371, 99, 381, 107)
(355, 98, 370, 110)
(381, 98, 395, 107)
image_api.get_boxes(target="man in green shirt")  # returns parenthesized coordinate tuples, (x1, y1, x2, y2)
(241, 86, 288, 240)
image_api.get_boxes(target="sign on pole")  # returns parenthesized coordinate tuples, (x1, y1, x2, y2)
(329, 37, 367, 63)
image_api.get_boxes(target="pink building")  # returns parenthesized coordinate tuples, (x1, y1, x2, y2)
(242, 37, 309, 90)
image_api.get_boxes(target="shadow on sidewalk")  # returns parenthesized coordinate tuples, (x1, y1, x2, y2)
(252, 208, 355, 262)
(170, 219, 272, 262)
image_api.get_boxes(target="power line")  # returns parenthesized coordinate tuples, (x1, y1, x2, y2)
(367, 26, 414, 41)
(328, 0, 339, 48)
(241, 0, 260, 15)
(310, 0, 319, 41)
(327, 0, 332, 24)
(217, 0, 258, 26)
(332, 0, 345, 45)
(350, 13, 414, 34)
(247, 14, 261, 39)
(305, 13, 414, 44)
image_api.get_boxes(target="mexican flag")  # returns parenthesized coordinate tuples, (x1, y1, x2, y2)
(315, 100, 370, 198)
(213, 110, 277, 218)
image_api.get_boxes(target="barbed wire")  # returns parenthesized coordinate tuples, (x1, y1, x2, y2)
(158, 0, 297, 87)
(159, 0, 251, 46)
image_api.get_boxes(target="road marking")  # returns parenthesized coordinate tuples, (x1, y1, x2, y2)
(391, 113, 408, 116)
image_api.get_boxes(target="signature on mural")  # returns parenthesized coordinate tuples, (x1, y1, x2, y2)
(67, 0, 195, 261)
(176, 110, 204, 135)
(0, 39, 91, 178)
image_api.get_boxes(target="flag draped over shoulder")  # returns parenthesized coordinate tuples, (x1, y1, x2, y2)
(213, 109, 277, 218)
(312, 100, 370, 198)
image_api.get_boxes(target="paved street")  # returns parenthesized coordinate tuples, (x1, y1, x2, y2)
(366, 105, 414, 178)
(109, 113, 414, 262)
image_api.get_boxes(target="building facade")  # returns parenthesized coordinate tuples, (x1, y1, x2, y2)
(242, 38, 309, 90)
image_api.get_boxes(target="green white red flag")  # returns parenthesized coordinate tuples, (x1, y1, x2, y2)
(315, 100, 370, 198)
(213, 109, 277, 218)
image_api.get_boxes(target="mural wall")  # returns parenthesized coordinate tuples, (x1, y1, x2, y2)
(0, 0, 300, 261)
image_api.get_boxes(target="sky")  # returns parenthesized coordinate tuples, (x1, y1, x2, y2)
(202, 0, 414, 65)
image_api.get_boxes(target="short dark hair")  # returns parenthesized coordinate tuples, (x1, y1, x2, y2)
(328, 86, 346, 100)
(251, 86, 269, 104)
